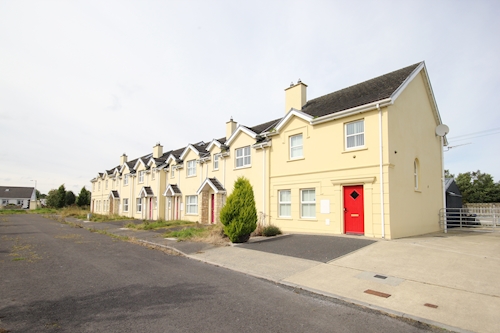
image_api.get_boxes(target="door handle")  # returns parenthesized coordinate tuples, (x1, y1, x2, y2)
(344, 208, 347, 212)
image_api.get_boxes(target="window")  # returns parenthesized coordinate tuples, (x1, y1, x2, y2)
(171, 165, 175, 178)
(124, 174, 129, 186)
(17, 200, 23, 205)
(154, 197, 157, 209)
(139, 171, 145, 183)
(186, 195, 198, 214)
(235, 146, 251, 168)
(123, 198, 129, 212)
(345, 120, 364, 149)
(301, 189, 316, 218)
(2, 199, 8, 205)
(117, 178, 120, 187)
(136, 198, 142, 212)
(414, 159, 419, 190)
(187, 160, 196, 177)
(105, 180, 108, 189)
(152, 168, 156, 180)
(98, 182, 101, 190)
(278, 190, 291, 217)
(290, 134, 303, 159)
(213, 154, 219, 170)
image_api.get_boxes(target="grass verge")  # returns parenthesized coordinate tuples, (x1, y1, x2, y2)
(126, 219, 194, 230)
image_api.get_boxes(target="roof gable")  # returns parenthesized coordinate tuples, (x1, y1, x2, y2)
(225, 125, 257, 146)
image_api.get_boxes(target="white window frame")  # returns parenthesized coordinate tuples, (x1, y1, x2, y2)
(300, 189, 316, 219)
(136, 198, 142, 212)
(171, 165, 175, 178)
(278, 190, 291, 218)
(123, 198, 129, 212)
(235, 146, 251, 168)
(138, 171, 145, 183)
(124, 174, 129, 186)
(213, 154, 219, 170)
(98, 182, 101, 190)
(186, 195, 198, 215)
(187, 160, 197, 177)
(345, 119, 365, 149)
(290, 134, 303, 159)
(152, 168, 156, 180)
(105, 180, 108, 190)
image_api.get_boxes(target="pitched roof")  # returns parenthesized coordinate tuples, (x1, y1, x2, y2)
(0, 186, 35, 199)
(246, 118, 282, 134)
(301, 62, 422, 118)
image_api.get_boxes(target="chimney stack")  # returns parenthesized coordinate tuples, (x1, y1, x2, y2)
(120, 153, 128, 165)
(285, 80, 307, 113)
(226, 117, 237, 139)
(153, 142, 163, 158)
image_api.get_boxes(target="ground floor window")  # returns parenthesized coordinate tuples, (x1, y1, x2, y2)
(123, 198, 129, 212)
(301, 189, 316, 218)
(278, 190, 291, 217)
(186, 195, 198, 214)
(136, 198, 142, 212)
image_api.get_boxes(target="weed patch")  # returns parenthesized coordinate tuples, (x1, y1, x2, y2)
(127, 219, 194, 231)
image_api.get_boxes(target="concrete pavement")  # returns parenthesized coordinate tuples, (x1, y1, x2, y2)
(67, 217, 500, 333)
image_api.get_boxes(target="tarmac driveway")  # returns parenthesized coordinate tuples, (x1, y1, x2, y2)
(238, 234, 376, 263)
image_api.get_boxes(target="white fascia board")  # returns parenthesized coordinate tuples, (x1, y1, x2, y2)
(310, 98, 393, 125)
(132, 158, 146, 170)
(180, 144, 200, 160)
(390, 62, 425, 103)
(206, 139, 222, 151)
(275, 109, 313, 132)
(226, 125, 257, 146)
(165, 154, 177, 164)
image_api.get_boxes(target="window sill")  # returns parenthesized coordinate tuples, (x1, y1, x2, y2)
(234, 165, 251, 170)
(276, 217, 292, 220)
(186, 175, 197, 178)
(342, 147, 368, 154)
(300, 218, 318, 221)
(288, 157, 304, 162)
(414, 189, 422, 193)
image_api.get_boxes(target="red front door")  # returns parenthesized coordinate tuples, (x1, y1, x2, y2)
(344, 185, 364, 234)
(211, 194, 215, 224)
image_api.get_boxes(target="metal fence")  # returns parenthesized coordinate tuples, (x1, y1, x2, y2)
(440, 207, 499, 230)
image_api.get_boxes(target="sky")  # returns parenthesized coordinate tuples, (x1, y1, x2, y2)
(1, 0, 499, 195)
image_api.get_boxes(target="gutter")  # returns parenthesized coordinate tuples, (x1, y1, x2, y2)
(310, 98, 393, 125)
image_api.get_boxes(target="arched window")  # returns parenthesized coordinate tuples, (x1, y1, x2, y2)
(414, 159, 419, 190)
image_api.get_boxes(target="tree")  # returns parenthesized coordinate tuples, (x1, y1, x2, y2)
(76, 187, 91, 207)
(65, 191, 76, 206)
(220, 177, 257, 243)
(46, 184, 67, 208)
(444, 169, 455, 179)
(455, 170, 500, 203)
(45, 189, 59, 208)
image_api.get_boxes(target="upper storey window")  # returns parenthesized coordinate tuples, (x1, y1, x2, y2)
(290, 134, 303, 159)
(187, 160, 196, 177)
(345, 120, 364, 149)
(124, 174, 129, 186)
(213, 154, 219, 170)
(235, 146, 251, 168)
(138, 171, 145, 183)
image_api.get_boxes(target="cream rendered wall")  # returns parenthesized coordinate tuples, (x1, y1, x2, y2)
(179, 149, 205, 223)
(268, 112, 387, 237)
(386, 72, 443, 238)
(222, 132, 266, 221)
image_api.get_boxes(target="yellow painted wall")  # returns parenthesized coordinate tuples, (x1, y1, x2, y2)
(268, 113, 389, 237)
(386, 72, 443, 238)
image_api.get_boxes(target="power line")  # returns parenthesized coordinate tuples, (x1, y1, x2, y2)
(448, 130, 500, 143)
(447, 127, 500, 140)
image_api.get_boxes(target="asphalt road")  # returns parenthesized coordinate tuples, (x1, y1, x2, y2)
(0, 214, 442, 333)
(239, 234, 376, 262)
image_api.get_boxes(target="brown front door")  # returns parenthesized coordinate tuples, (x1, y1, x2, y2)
(344, 185, 364, 234)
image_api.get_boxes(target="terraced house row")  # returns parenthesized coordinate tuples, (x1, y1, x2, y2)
(91, 62, 446, 239)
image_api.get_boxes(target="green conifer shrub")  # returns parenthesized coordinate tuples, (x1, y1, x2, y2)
(220, 177, 257, 243)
